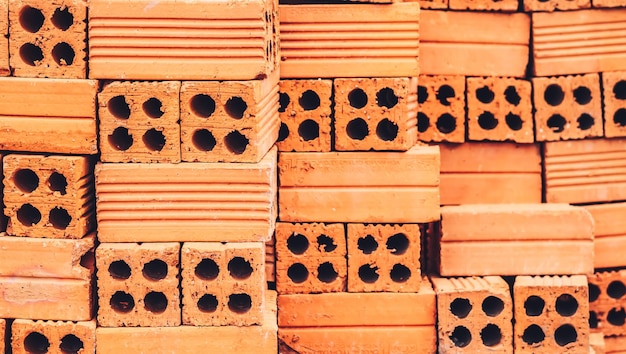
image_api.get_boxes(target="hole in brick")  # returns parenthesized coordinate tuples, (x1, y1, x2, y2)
(480, 324, 502, 347)
(358, 264, 379, 283)
(613, 108, 626, 127)
(108, 127, 133, 151)
(108, 96, 131, 119)
(142, 128, 166, 151)
(348, 88, 368, 109)
(574, 86, 592, 105)
(449, 326, 471, 348)
(482, 296, 504, 317)
(614, 81, 626, 99)
(51, 7, 74, 31)
(589, 283, 600, 302)
(376, 88, 398, 108)
(556, 293, 579, 316)
(20, 43, 44, 66)
(59, 334, 83, 354)
(317, 262, 338, 283)
(357, 235, 378, 254)
(79, 250, 94, 270)
(417, 112, 430, 133)
(524, 295, 545, 316)
(47, 172, 67, 195)
(24, 332, 50, 354)
(142, 259, 168, 280)
(14, 169, 39, 193)
(224, 130, 249, 155)
(346, 118, 369, 140)
(298, 119, 319, 141)
(608, 307, 626, 326)
(225, 97, 248, 119)
(450, 298, 472, 318)
(228, 257, 253, 280)
(52, 42, 75, 66)
(192, 129, 216, 152)
(386, 233, 409, 255)
(608, 281, 626, 299)
(287, 263, 308, 283)
(143, 98, 164, 118)
(20, 6, 45, 33)
(504, 86, 521, 106)
(17, 203, 42, 226)
(590, 311, 598, 328)
(299, 90, 320, 111)
(228, 293, 252, 314)
(195, 258, 219, 280)
(278, 92, 290, 113)
(190, 94, 216, 118)
(49, 207, 72, 229)
(287, 233, 309, 255)
(197, 294, 218, 313)
(476, 86, 495, 104)
(108, 260, 131, 280)
(505, 113, 523, 131)
(577, 114, 594, 130)
(317, 234, 337, 252)
(544, 84, 565, 106)
(144, 291, 168, 313)
(554, 324, 577, 347)
(437, 114, 456, 134)
(376, 119, 398, 141)
(478, 112, 498, 130)
(436, 85, 455, 106)
(110, 291, 135, 313)
(418, 86, 428, 104)
(278, 122, 289, 142)
(390, 263, 411, 283)
(547, 114, 566, 133)
(522, 324, 545, 345)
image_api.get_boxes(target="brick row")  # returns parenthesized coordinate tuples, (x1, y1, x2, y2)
(11, 319, 96, 354)
(588, 270, 626, 337)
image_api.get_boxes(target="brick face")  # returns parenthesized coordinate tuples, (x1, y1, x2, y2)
(11, 319, 96, 354)
(588, 270, 626, 336)
(417, 75, 465, 143)
(602, 71, 626, 138)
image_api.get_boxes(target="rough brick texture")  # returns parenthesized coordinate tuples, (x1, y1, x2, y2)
(420, 0, 448, 8)
(588, 270, 626, 336)
(584, 202, 626, 269)
(602, 72, 626, 138)
(525, 0, 590, 11)
(417, 75, 465, 143)
(266, 235, 275, 283)
(593, 0, 626, 6)
(450, 0, 518, 11)
(0, 0, 8, 77)
(11, 319, 95, 354)
(0, 319, 5, 354)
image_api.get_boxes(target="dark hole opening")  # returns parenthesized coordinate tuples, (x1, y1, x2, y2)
(49, 207, 72, 229)
(317, 262, 338, 283)
(228, 257, 253, 280)
(51, 42, 75, 66)
(554, 324, 578, 347)
(505, 113, 523, 131)
(417, 112, 430, 133)
(608, 281, 626, 299)
(278, 92, 290, 113)
(555, 293, 579, 317)
(522, 324, 545, 345)
(589, 283, 600, 302)
(436, 85, 455, 106)
(386, 233, 409, 255)
(192, 129, 216, 152)
(449, 326, 472, 348)
(358, 264, 379, 283)
(47, 172, 67, 195)
(142, 259, 168, 280)
(195, 258, 219, 280)
(376, 87, 398, 109)
(51, 7, 74, 31)
(614, 80, 626, 99)
(110, 291, 135, 313)
(17, 203, 42, 226)
(299, 90, 321, 111)
(589, 311, 598, 328)
(108, 260, 131, 280)
(436, 113, 457, 134)
(20, 43, 44, 66)
(608, 307, 626, 326)
(524, 295, 545, 316)
(478, 112, 498, 130)
(142, 128, 166, 151)
(450, 298, 472, 318)
(389, 263, 411, 283)
(197, 294, 218, 313)
(224, 97, 248, 119)
(298, 119, 320, 141)
(357, 235, 378, 254)
(576, 114, 595, 131)
(277, 122, 289, 142)
(504, 85, 521, 106)
(376, 118, 398, 141)
(228, 293, 252, 314)
(573, 86, 592, 105)
(108, 127, 133, 151)
(480, 324, 502, 347)
(317, 234, 337, 252)
(59, 334, 83, 354)
(108, 95, 131, 119)
(144, 291, 168, 314)
(224, 130, 249, 155)
(19, 6, 45, 33)
(24, 332, 50, 354)
(346, 118, 369, 140)
(14, 169, 39, 193)
(547, 114, 567, 133)
(417, 86, 428, 104)
(476, 86, 495, 104)
(143, 98, 164, 118)
(482, 296, 504, 317)
(190, 94, 216, 118)
(613, 108, 626, 127)
(287, 233, 309, 255)
(287, 263, 308, 283)
(544, 84, 565, 106)
(348, 88, 368, 109)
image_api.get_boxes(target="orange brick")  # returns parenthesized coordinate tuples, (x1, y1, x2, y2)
(95, 148, 277, 242)
(421, 222, 440, 275)
(0, 77, 97, 154)
(533, 74, 603, 141)
(9, 0, 87, 78)
(181, 242, 265, 326)
(0, 0, 8, 77)
(450, 0, 518, 10)
(440, 204, 594, 276)
(0, 319, 4, 354)
(417, 75, 466, 143)
(602, 72, 626, 138)
(420, 0, 448, 8)
(266, 235, 275, 283)
(605, 335, 626, 353)
(96, 242, 181, 327)
(584, 202, 626, 269)
(420, 10, 530, 77)
(98, 81, 181, 163)
(588, 270, 626, 336)
(275, 222, 346, 294)
(276, 79, 332, 152)
(11, 319, 95, 354)
(279, 3, 419, 78)
(590, 332, 606, 354)
(432, 276, 512, 353)
(525, 0, 590, 10)
(88, 0, 278, 80)
(514, 275, 589, 353)
(593, 0, 626, 7)
(334, 77, 417, 151)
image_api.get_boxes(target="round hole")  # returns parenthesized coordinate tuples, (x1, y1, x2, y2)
(277, 122, 289, 142)
(51, 7, 74, 31)
(298, 119, 319, 141)
(17, 203, 42, 226)
(224, 97, 248, 119)
(504, 86, 521, 106)
(614, 80, 626, 99)
(524, 295, 545, 316)
(590, 311, 598, 328)
(417, 86, 428, 104)
(386, 233, 409, 255)
(522, 324, 545, 345)
(108, 260, 131, 280)
(346, 118, 369, 140)
(437, 85, 455, 106)
(108, 127, 133, 151)
(482, 296, 505, 317)
(614, 108, 626, 127)
(573, 86, 592, 105)
(52, 42, 75, 66)
(317, 262, 338, 283)
(49, 207, 72, 229)
(47, 172, 67, 195)
(24, 332, 50, 354)
(190, 94, 216, 118)
(316, 234, 337, 252)
(589, 283, 600, 302)
(547, 114, 567, 133)
(348, 88, 368, 108)
(143, 98, 164, 118)
(376, 87, 398, 109)
(505, 113, 523, 131)
(358, 264, 379, 283)
(450, 298, 472, 318)
(480, 324, 502, 347)
(191, 129, 216, 152)
(436, 113, 457, 134)
(608, 281, 626, 299)
(287, 263, 308, 283)
(19, 6, 45, 33)
(224, 130, 249, 155)
(476, 86, 495, 104)
(278, 92, 290, 113)
(228, 257, 253, 280)
(554, 324, 577, 347)
(197, 294, 218, 313)
(449, 326, 472, 348)
(389, 263, 411, 283)
(142, 128, 166, 151)
(376, 118, 398, 141)
(357, 235, 378, 254)
(577, 113, 594, 130)
(14, 169, 39, 193)
(20, 43, 44, 66)
(108, 95, 131, 119)
(608, 307, 626, 326)
(417, 112, 430, 133)
(195, 258, 219, 280)
(299, 90, 320, 111)
(110, 291, 135, 313)
(287, 233, 309, 255)
(544, 84, 565, 106)
(142, 259, 168, 280)
(144, 291, 168, 314)
(478, 112, 498, 130)
(555, 293, 579, 317)
(59, 334, 83, 354)
(228, 293, 252, 314)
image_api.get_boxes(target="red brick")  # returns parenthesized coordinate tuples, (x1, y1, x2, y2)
(0, 319, 5, 354)
(266, 235, 275, 283)
(420, 0, 448, 8)
(417, 75, 465, 143)
(11, 319, 95, 354)
(0, 0, 8, 77)
(450, 0, 518, 11)
(605, 335, 626, 353)
(590, 333, 605, 354)
(593, 0, 626, 7)
(584, 202, 626, 269)
(525, 0, 590, 10)
(588, 270, 626, 336)
(602, 72, 626, 138)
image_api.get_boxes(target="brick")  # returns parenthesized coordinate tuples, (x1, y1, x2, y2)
(276, 79, 332, 152)
(590, 332, 605, 354)
(431, 276, 512, 353)
(275, 222, 346, 294)
(0, 233, 94, 279)
(514, 275, 589, 353)
(439, 142, 542, 205)
(450, 0, 518, 11)
(602, 72, 626, 138)
(347, 224, 420, 292)
(3, 154, 95, 238)
(417, 75, 465, 143)
(593, 0, 626, 7)
(526, 0, 590, 11)
(440, 204, 594, 276)
(11, 319, 95, 354)
(88, 0, 278, 80)
(96, 290, 278, 354)
(420, 0, 448, 9)
(96, 242, 181, 327)
(420, 10, 530, 77)
(0, 0, 8, 77)
(334, 77, 418, 151)
(266, 235, 275, 283)
(98, 81, 181, 163)
(544, 138, 626, 204)
(605, 336, 626, 353)
(585, 202, 626, 269)
(467, 76, 533, 143)
(279, 3, 419, 78)
(181, 242, 265, 326)
(95, 148, 276, 242)
(588, 270, 626, 336)
(0, 77, 97, 154)
(180, 73, 279, 163)
(533, 73, 603, 141)
(0, 319, 4, 354)
(420, 222, 440, 275)
(278, 146, 440, 223)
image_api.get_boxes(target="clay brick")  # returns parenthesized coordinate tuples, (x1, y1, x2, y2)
(275, 222, 346, 294)
(347, 224, 420, 292)
(432, 276, 513, 353)
(98, 81, 181, 163)
(602, 72, 626, 138)
(440, 204, 594, 276)
(584, 202, 626, 269)
(0, 0, 8, 77)
(3, 154, 95, 238)
(605, 335, 626, 353)
(588, 270, 626, 336)
(180, 73, 279, 163)
(181, 242, 265, 326)
(593, 0, 626, 7)
(276, 79, 332, 152)
(266, 235, 275, 283)
(450, 0, 518, 11)
(439, 142, 542, 205)
(514, 275, 589, 353)
(417, 75, 465, 143)
(0, 319, 4, 354)
(95, 147, 276, 242)
(11, 319, 95, 354)
(88, 0, 278, 80)
(9, 0, 87, 78)
(544, 138, 626, 204)
(420, 0, 448, 9)
(0, 277, 92, 320)
(96, 291, 278, 354)
(278, 146, 440, 223)
(533, 74, 603, 141)
(96, 242, 181, 327)
(590, 332, 605, 354)
(333, 77, 418, 151)
(279, 3, 419, 78)
(0, 77, 97, 154)
(420, 10, 530, 77)
(467, 77, 533, 143)
(525, 0, 590, 11)
(0, 233, 94, 279)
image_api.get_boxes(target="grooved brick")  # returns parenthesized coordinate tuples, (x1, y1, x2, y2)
(0, 0, 7, 77)
(602, 72, 626, 138)
(417, 75, 466, 143)
(450, 0, 518, 11)
(584, 202, 626, 269)
(525, 0, 590, 11)
(11, 319, 95, 354)
(587, 270, 626, 336)
(420, 0, 448, 9)
(266, 235, 275, 283)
